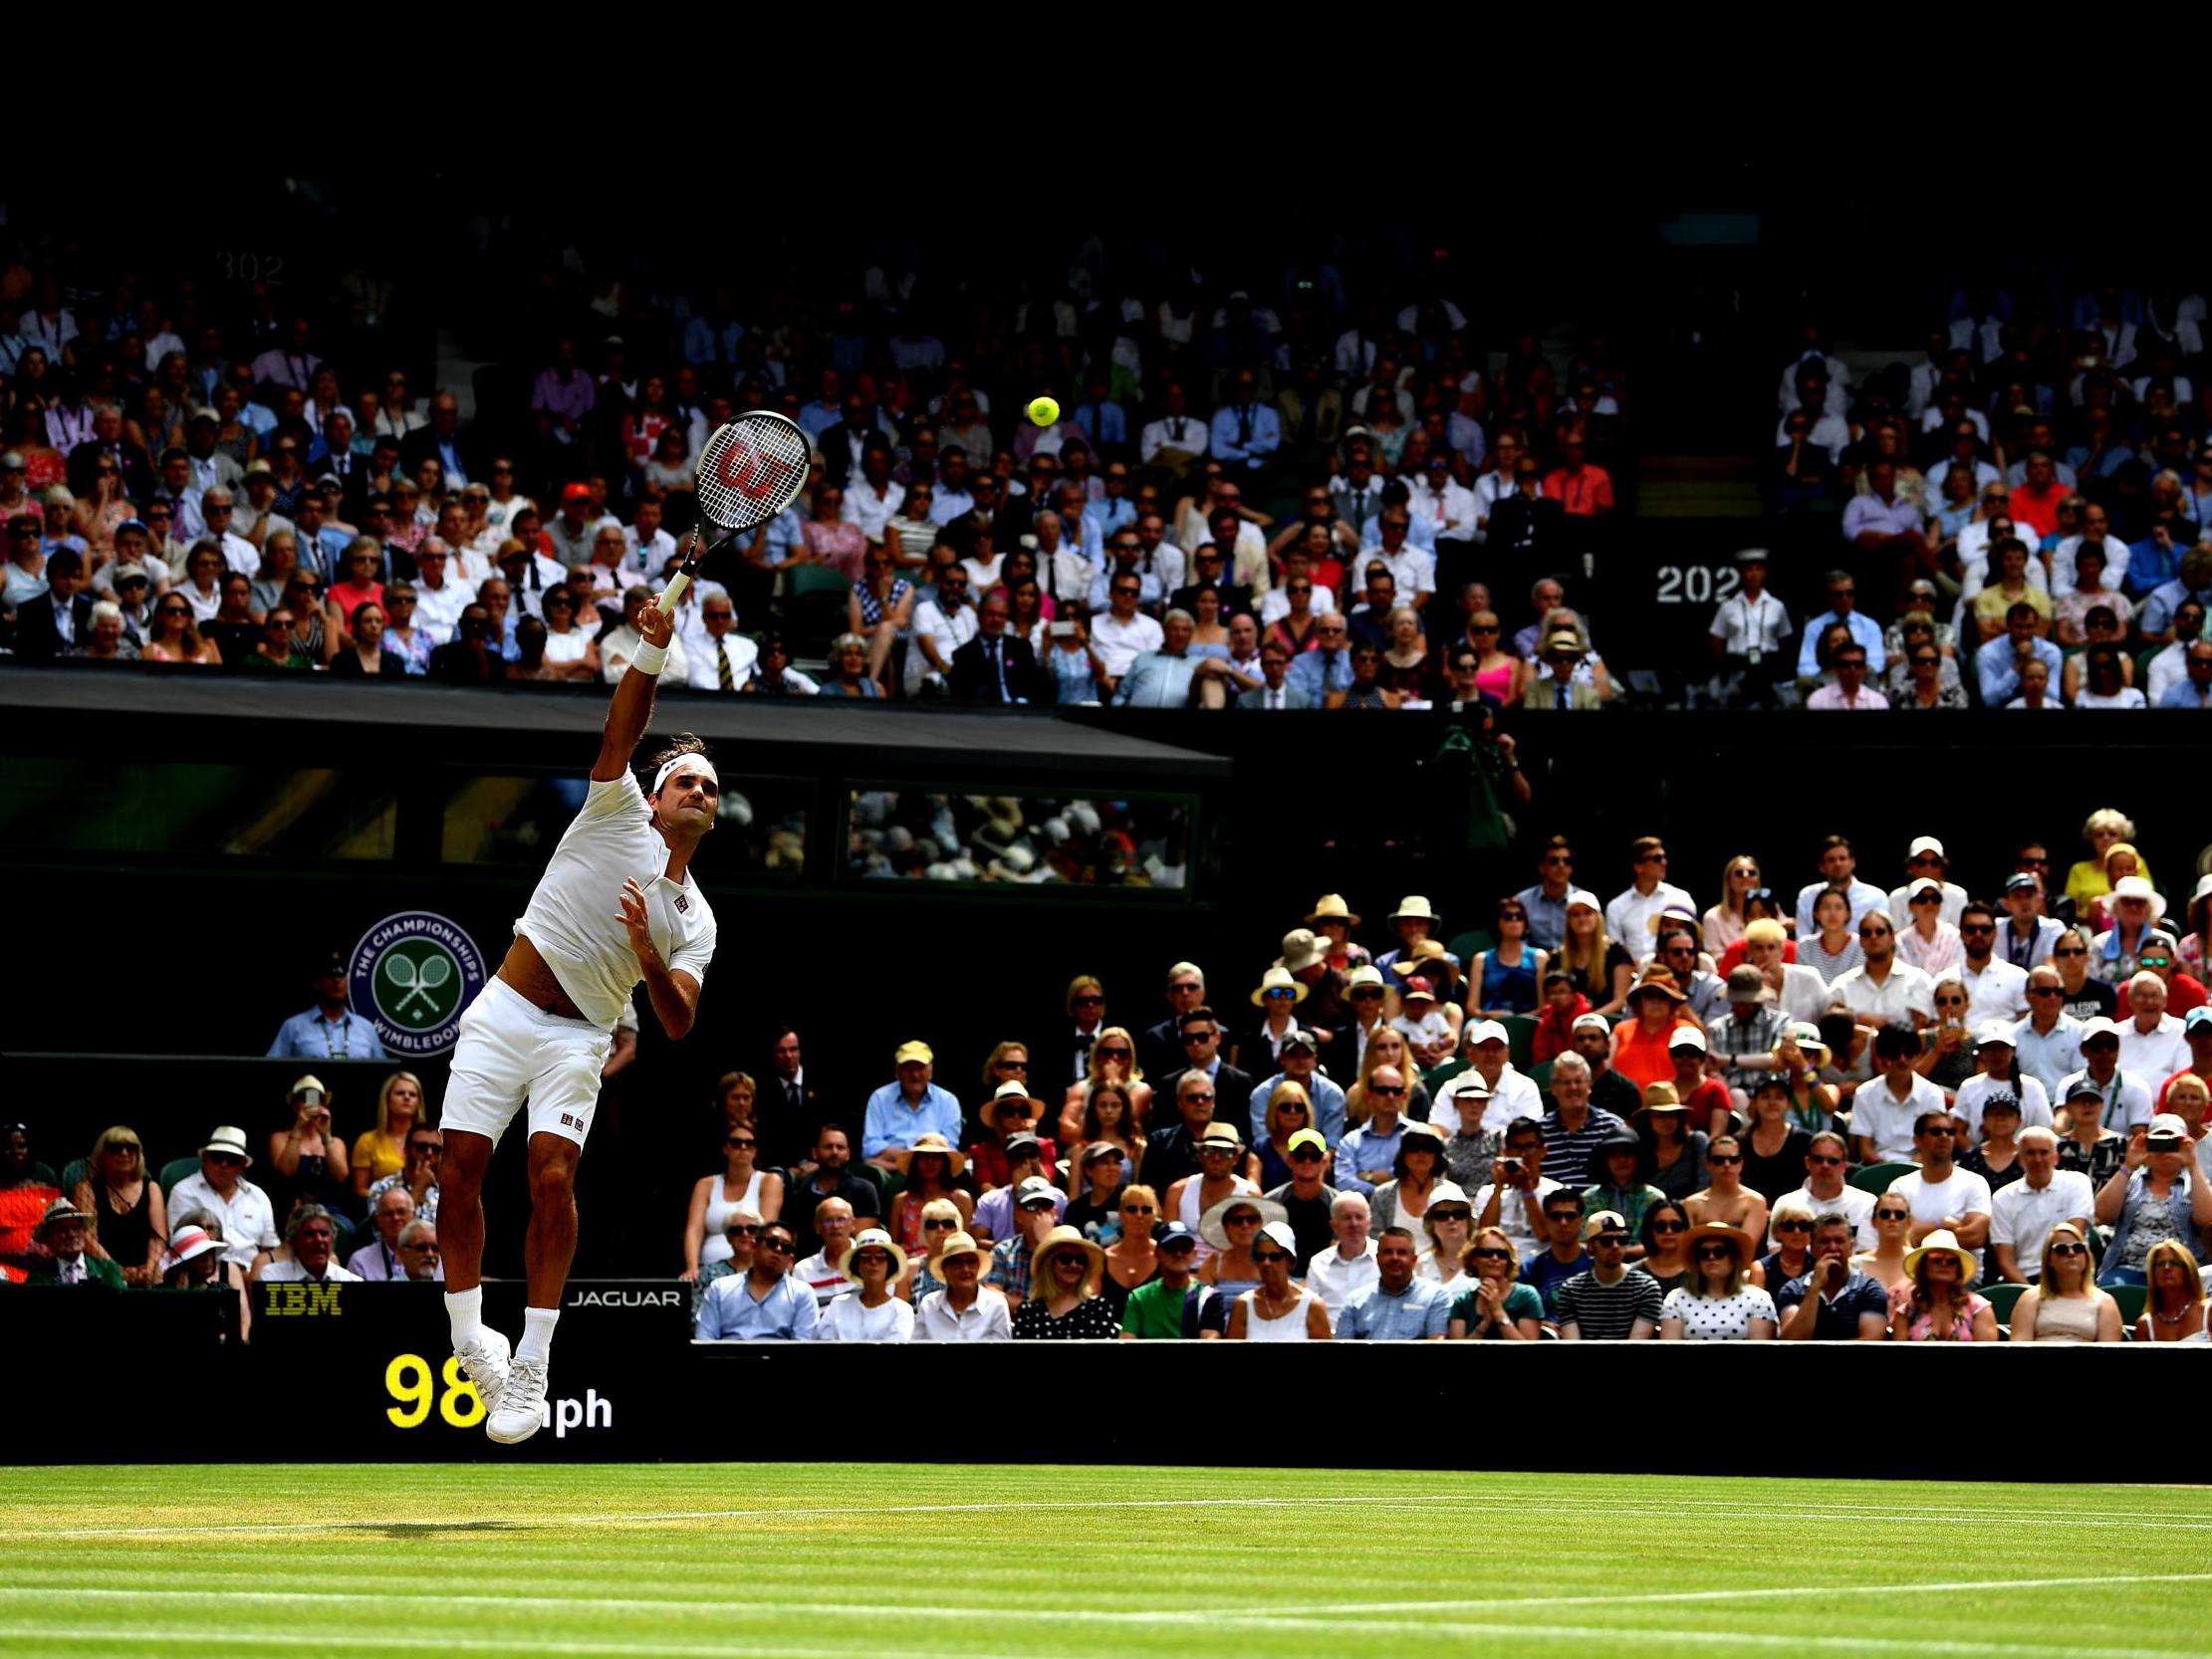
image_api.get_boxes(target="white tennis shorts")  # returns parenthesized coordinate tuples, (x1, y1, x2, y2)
(440, 977, 614, 1150)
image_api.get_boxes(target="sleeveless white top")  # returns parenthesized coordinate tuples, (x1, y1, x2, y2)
(1240, 1287, 1318, 1341)
(701, 1169, 766, 1265)
(1179, 1174, 1258, 1265)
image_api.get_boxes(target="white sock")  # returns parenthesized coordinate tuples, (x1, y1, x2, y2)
(517, 1305, 559, 1364)
(445, 1287, 483, 1347)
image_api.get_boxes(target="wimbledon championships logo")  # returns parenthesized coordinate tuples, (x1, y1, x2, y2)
(350, 912, 488, 1058)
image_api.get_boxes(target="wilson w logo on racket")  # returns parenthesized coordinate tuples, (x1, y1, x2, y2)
(659, 411, 813, 616)
(715, 436, 802, 502)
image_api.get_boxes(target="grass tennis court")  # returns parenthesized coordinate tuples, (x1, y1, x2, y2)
(5, 1464, 2208, 1658)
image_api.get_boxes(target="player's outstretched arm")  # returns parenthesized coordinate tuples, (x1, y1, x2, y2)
(592, 603, 676, 782)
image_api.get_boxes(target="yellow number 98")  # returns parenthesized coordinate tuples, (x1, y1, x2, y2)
(384, 1354, 432, 1427)
(439, 1356, 485, 1427)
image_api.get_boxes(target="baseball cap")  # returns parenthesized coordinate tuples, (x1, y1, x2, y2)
(1401, 976, 1436, 1002)
(893, 1040, 934, 1066)
(2147, 1113, 2189, 1147)
(2066, 1078, 2106, 1102)
(1004, 1131, 1044, 1159)
(2186, 1007, 2212, 1036)
(1908, 836, 1946, 859)
(1285, 1127, 1329, 1157)
(1078, 1139, 1123, 1166)
(110, 563, 147, 587)
(1908, 878, 1945, 900)
(1465, 1019, 1510, 1048)
(1015, 1175, 1060, 1209)
(1256, 1220, 1300, 1257)
(1667, 1027, 1708, 1054)
(1280, 1028, 1318, 1055)
(1152, 1221, 1199, 1251)
(2079, 1018, 2121, 1046)
(2004, 872, 2040, 894)
(1572, 1013, 1610, 1035)
(1974, 1023, 2017, 1048)
(1583, 1210, 1629, 1241)
(561, 482, 593, 503)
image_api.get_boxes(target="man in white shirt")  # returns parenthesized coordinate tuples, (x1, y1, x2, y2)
(407, 539, 471, 646)
(1952, 904, 2031, 1026)
(1472, 1114, 1560, 1259)
(1885, 836, 1969, 928)
(622, 494, 678, 580)
(251, 1205, 364, 1286)
(2013, 966, 2086, 1095)
(905, 568, 979, 697)
(682, 593, 758, 692)
(1988, 1128, 2094, 1284)
(1851, 1027, 1952, 1164)
(1138, 384, 1209, 469)
(2117, 972, 2191, 1079)
(1436, 1021, 1545, 1134)
(1708, 549, 1792, 698)
(1951, 1026, 2053, 1138)
(1793, 835, 1890, 940)
(198, 488, 261, 577)
(1830, 911, 1935, 1033)
(1409, 454, 1478, 544)
(2056, 1020, 2156, 1132)
(1090, 577, 1164, 685)
(1883, 1110, 1993, 1274)
(164, 1125, 279, 1274)
(1792, 1130, 1876, 1249)
(1302, 1193, 1378, 1330)
(1604, 837, 1695, 963)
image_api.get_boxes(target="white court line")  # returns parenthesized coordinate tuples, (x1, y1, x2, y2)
(34, 1491, 2211, 1540)
(1239, 1570, 2212, 1620)
(0, 1618, 2188, 1659)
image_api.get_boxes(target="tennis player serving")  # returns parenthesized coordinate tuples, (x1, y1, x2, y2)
(440, 598, 717, 1444)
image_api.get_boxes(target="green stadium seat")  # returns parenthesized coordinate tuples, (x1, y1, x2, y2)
(29, 1160, 57, 1187)
(1447, 928, 1497, 967)
(2136, 645, 2165, 686)
(1500, 1016, 1537, 1070)
(2107, 1284, 2147, 1329)
(782, 565, 852, 598)
(1530, 1061, 1555, 1093)
(58, 1157, 90, 1199)
(159, 1156, 200, 1194)
(1420, 1059, 1469, 1098)
(1847, 1161, 1917, 1195)
(1982, 1283, 2025, 1327)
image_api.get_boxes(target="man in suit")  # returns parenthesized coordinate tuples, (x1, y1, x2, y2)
(1139, 965, 1214, 1078)
(12, 546, 93, 657)
(22, 1199, 123, 1288)
(399, 391, 477, 487)
(814, 394, 893, 486)
(1155, 1005, 1256, 1121)
(66, 404, 156, 503)
(758, 1026, 830, 1169)
(1168, 540, 1253, 620)
(950, 592, 1049, 703)
(1237, 638, 1316, 709)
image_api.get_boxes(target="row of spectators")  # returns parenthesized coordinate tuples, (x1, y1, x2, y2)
(14, 808, 2206, 1341)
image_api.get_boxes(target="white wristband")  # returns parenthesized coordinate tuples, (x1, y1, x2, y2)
(632, 639, 668, 676)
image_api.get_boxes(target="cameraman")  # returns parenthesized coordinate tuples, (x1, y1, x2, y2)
(1472, 1117, 1559, 1258)
(1774, 1212, 1888, 1339)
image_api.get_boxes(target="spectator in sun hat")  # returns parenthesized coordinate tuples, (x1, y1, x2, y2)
(1373, 894, 1450, 980)
(21, 1198, 122, 1288)
(1013, 1224, 1122, 1338)
(1437, 1018, 1544, 1136)
(1389, 977, 1456, 1071)
(164, 1126, 279, 1275)
(914, 1231, 1011, 1341)
(1305, 894, 1371, 971)
(860, 1041, 962, 1164)
(2090, 876, 2165, 986)
(1951, 1024, 2053, 1141)
(815, 1228, 914, 1342)
(1889, 1227, 1997, 1341)
(969, 1081, 1058, 1194)
(1552, 1207, 1662, 1338)
(2058, 1018, 2156, 1134)
(1275, 928, 1352, 1052)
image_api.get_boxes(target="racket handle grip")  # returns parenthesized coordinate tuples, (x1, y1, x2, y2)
(658, 570, 692, 614)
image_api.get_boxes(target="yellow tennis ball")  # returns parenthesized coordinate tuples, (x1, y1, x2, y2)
(1027, 395, 1060, 427)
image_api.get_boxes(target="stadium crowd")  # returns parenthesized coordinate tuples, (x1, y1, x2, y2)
(10, 812, 2210, 1345)
(8, 244, 2205, 709)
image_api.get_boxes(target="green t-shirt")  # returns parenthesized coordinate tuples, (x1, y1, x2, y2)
(1448, 1281, 1545, 1336)
(1121, 1278, 1198, 1339)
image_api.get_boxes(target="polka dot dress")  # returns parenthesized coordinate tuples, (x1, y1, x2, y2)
(1660, 1285, 1778, 1339)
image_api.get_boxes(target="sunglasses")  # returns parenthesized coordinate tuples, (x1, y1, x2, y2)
(2050, 1242, 2088, 1258)
(1121, 1204, 1157, 1215)
(1470, 1247, 1513, 1261)
(1808, 1153, 1843, 1166)
(1707, 1152, 1743, 1165)
(1073, 995, 1104, 1007)
(922, 1218, 958, 1231)
(757, 1237, 795, 1253)
(1695, 1246, 1736, 1261)
(1874, 1208, 1910, 1221)
(725, 1224, 761, 1237)
(1775, 1219, 1813, 1232)
(1252, 1251, 1293, 1265)
(1097, 1047, 1132, 1060)
(725, 1137, 756, 1149)
(1368, 1084, 1406, 1097)
(1290, 1148, 1324, 1162)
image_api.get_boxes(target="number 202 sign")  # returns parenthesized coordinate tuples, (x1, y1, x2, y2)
(1653, 565, 1742, 605)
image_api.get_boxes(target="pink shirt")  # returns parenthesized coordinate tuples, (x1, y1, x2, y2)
(1807, 683, 1890, 710)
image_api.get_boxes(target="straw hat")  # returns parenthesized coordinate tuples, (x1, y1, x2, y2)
(1199, 1192, 1288, 1251)
(33, 1197, 90, 1241)
(1388, 895, 1441, 925)
(2108, 875, 2166, 925)
(1626, 967, 1688, 1006)
(981, 1079, 1046, 1130)
(1275, 930, 1326, 973)
(1680, 1219, 1759, 1263)
(884, 1132, 966, 1177)
(837, 1227, 910, 1281)
(1029, 1224, 1105, 1293)
(1307, 894, 1362, 928)
(1251, 965, 1310, 1007)
(933, 1230, 985, 1265)
(1904, 1228, 1978, 1283)
(1391, 938, 1456, 979)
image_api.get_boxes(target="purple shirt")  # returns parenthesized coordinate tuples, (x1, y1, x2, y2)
(531, 368, 597, 424)
(1842, 492, 1921, 541)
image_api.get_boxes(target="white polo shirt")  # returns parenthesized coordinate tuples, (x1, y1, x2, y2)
(1831, 961, 1936, 1029)
(2117, 1014, 2190, 1080)
(2055, 1066, 2155, 1133)
(515, 769, 717, 1030)
(1709, 591, 1792, 657)
(1952, 1072, 2053, 1138)
(915, 1289, 1013, 1341)
(255, 1258, 363, 1284)
(1850, 1071, 1950, 1161)
(164, 1171, 279, 1271)
(1988, 1171, 2096, 1281)
(1436, 1066, 1542, 1135)
(1792, 1181, 1876, 1250)
(1885, 1165, 1995, 1272)
(1954, 959, 2030, 1026)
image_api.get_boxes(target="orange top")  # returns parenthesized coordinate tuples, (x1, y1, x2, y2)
(1612, 1017, 1692, 1091)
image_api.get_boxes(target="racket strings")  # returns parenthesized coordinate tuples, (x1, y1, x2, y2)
(695, 416, 811, 535)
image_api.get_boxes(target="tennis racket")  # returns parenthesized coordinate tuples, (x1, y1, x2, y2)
(658, 411, 812, 614)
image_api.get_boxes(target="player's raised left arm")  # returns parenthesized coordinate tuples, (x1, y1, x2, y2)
(592, 603, 675, 782)
(616, 876, 700, 1040)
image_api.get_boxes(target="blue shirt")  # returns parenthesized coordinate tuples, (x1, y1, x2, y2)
(1337, 1277, 1450, 1339)
(1111, 649, 1200, 709)
(2125, 535, 2180, 597)
(1210, 402, 1281, 463)
(1513, 885, 1575, 952)
(1084, 497, 1136, 542)
(1249, 1072, 1348, 1147)
(1519, 1250, 1589, 1319)
(2140, 579, 2211, 638)
(1794, 609, 1885, 677)
(860, 1082, 963, 1161)
(1332, 1119, 1405, 1198)
(796, 401, 844, 440)
(267, 1008, 385, 1061)
(1285, 646, 1354, 700)
(759, 507, 806, 568)
(1793, 877, 1889, 942)
(1089, 567, 1163, 613)
(694, 1270, 820, 1340)
(1072, 401, 1126, 448)
(2158, 678, 2212, 708)
(1974, 635, 2065, 704)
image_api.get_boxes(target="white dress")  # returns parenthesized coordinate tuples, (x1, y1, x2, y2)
(1240, 1288, 1320, 1341)
(1659, 1285, 1778, 1340)
(543, 626, 592, 665)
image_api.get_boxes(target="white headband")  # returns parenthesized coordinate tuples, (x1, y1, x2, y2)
(651, 754, 718, 796)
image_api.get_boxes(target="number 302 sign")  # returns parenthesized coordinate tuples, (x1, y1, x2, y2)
(1653, 564, 1742, 605)
(384, 1352, 486, 1429)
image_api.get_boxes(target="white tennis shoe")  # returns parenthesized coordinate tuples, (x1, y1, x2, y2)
(487, 1355, 549, 1445)
(453, 1328, 511, 1416)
